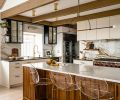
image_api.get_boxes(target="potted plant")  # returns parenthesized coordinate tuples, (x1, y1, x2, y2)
(0, 22, 8, 28)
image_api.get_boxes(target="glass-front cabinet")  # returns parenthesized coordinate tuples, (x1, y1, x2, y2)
(6, 19, 23, 43)
(44, 25, 57, 44)
(17, 22, 23, 43)
(11, 20, 17, 42)
(52, 27, 57, 44)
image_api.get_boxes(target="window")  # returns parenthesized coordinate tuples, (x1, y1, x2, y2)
(21, 32, 43, 57)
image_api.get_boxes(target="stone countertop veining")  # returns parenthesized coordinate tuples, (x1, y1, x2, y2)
(23, 62, 120, 83)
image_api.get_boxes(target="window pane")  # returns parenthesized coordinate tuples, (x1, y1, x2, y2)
(21, 32, 43, 57)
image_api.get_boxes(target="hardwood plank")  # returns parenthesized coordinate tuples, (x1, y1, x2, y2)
(1, 0, 58, 19)
(52, 8, 120, 26)
(117, 84, 120, 100)
(0, 0, 6, 9)
(32, 0, 120, 23)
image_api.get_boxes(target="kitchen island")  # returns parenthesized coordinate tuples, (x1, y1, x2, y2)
(23, 62, 120, 100)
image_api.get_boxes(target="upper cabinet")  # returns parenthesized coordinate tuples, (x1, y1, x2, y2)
(6, 19, 23, 43)
(110, 15, 120, 39)
(77, 20, 97, 41)
(77, 15, 120, 41)
(77, 21, 87, 41)
(86, 19, 97, 40)
(96, 17, 110, 40)
(44, 25, 57, 44)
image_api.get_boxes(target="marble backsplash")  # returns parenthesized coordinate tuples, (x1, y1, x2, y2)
(94, 40, 120, 57)
(79, 39, 120, 59)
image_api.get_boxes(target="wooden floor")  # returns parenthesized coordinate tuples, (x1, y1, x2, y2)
(0, 86, 23, 100)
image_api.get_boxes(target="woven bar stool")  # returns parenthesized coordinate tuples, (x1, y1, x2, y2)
(29, 64, 53, 100)
(49, 72, 79, 100)
(75, 76, 114, 100)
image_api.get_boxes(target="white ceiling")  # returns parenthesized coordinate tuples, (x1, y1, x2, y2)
(20, 0, 95, 17)
(0, 0, 28, 12)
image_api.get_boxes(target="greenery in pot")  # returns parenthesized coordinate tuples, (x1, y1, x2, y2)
(0, 22, 8, 28)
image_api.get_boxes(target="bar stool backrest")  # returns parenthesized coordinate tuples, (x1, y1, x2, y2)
(50, 72, 73, 90)
(75, 77, 109, 99)
(29, 65, 40, 84)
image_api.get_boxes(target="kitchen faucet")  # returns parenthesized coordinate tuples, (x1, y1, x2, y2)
(33, 45, 40, 57)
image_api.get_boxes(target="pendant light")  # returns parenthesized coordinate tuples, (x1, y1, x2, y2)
(54, 2, 58, 21)
(77, 0, 80, 18)
(32, 9, 36, 17)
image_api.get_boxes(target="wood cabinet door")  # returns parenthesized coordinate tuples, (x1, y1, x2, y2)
(97, 17, 110, 39)
(110, 15, 120, 39)
(23, 67, 35, 100)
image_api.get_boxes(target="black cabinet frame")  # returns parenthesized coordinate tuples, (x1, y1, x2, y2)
(5, 19, 23, 43)
(44, 25, 57, 44)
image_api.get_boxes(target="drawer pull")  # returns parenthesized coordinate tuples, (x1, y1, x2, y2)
(15, 63, 20, 65)
(27, 62, 31, 63)
(15, 75, 20, 77)
(15, 66, 20, 68)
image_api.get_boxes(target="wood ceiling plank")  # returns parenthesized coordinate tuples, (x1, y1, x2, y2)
(32, 0, 120, 23)
(52, 8, 120, 26)
(1, 0, 58, 19)
(0, 0, 6, 9)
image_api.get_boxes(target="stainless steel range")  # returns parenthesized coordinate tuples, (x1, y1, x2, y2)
(93, 58, 120, 68)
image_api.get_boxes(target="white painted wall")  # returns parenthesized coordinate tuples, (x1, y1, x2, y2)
(0, 0, 28, 12)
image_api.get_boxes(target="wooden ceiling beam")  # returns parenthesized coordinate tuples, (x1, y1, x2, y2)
(1, 0, 58, 19)
(9, 15, 52, 26)
(52, 8, 120, 26)
(37, 21, 53, 26)
(9, 15, 32, 22)
(0, 0, 6, 9)
(32, 0, 120, 23)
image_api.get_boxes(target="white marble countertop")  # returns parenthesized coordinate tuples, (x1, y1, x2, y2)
(23, 62, 120, 83)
